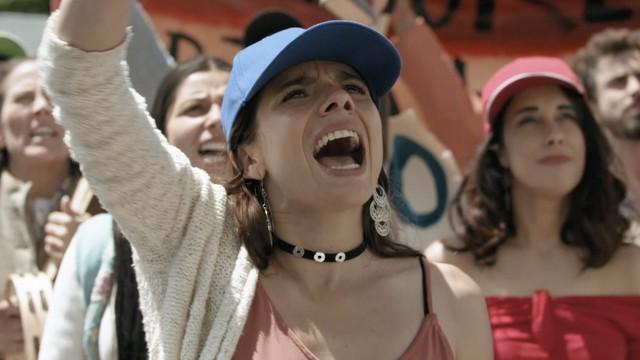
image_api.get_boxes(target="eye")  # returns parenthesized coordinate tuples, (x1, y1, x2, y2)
(558, 111, 578, 122)
(344, 83, 367, 95)
(181, 103, 208, 116)
(608, 76, 627, 89)
(282, 88, 306, 103)
(14, 91, 35, 105)
(517, 116, 537, 127)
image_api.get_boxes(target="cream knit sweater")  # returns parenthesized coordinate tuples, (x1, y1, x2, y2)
(39, 14, 259, 360)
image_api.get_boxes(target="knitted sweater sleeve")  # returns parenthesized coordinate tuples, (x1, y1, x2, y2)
(38, 13, 228, 267)
(38, 13, 261, 358)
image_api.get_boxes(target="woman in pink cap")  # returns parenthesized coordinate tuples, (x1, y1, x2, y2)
(429, 57, 640, 359)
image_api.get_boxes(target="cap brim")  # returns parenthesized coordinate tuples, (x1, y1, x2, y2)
(245, 21, 400, 105)
(485, 74, 584, 126)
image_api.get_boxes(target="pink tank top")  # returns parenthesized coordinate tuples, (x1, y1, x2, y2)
(233, 256, 454, 359)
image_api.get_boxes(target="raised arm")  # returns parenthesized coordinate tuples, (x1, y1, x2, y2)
(39, 1, 228, 267)
(55, 0, 130, 52)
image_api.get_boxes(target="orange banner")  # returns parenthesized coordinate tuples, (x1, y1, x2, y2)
(139, 0, 640, 60)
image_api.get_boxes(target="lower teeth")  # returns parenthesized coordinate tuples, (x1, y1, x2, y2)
(329, 163, 360, 170)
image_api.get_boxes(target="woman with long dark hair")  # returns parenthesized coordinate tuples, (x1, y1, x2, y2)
(428, 57, 640, 359)
(39, 0, 493, 358)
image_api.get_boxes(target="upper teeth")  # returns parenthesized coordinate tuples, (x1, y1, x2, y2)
(314, 130, 360, 154)
(200, 143, 226, 152)
(33, 128, 54, 136)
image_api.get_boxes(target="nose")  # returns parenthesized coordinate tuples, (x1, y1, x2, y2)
(545, 121, 565, 146)
(628, 74, 640, 99)
(32, 90, 52, 118)
(318, 88, 355, 116)
(203, 103, 222, 129)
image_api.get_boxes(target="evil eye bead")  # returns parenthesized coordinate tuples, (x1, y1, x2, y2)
(293, 246, 305, 257)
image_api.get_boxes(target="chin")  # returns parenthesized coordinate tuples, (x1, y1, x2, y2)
(25, 149, 69, 163)
(532, 181, 578, 199)
(320, 185, 373, 208)
(200, 162, 227, 174)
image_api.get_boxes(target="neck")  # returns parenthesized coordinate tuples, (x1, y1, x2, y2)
(269, 206, 371, 291)
(273, 206, 364, 251)
(611, 137, 640, 200)
(510, 184, 569, 252)
(622, 157, 640, 203)
(8, 157, 70, 198)
(627, 181, 640, 206)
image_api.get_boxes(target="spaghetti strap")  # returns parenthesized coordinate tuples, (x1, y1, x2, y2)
(418, 256, 432, 316)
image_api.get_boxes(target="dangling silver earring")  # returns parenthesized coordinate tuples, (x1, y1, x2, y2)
(369, 185, 391, 237)
(260, 181, 274, 248)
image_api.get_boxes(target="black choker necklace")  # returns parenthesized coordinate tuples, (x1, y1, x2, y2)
(271, 233, 367, 263)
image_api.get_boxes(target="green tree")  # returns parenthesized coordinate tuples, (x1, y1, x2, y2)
(0, 0, 49, 14)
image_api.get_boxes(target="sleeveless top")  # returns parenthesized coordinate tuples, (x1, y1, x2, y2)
(487, 290, 640, 359)
(233, 256, 455, 359)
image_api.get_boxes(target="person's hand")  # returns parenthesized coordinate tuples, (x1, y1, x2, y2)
(391, 0, 418, 36)
(44, 195, 90, 263)
(0, 299, 23, 359)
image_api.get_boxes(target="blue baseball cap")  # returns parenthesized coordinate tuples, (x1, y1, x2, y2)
(221, 20, 401, 143)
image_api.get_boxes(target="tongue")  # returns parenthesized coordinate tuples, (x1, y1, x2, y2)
(317, 156, 358, 169)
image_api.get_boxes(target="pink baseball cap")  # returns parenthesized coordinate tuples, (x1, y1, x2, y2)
(481, 57, 585, 132)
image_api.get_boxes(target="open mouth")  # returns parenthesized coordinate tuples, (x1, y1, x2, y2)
(198, 142, 227, 161)
(31, 127, 56, 139)
(313, 129, 364, 170)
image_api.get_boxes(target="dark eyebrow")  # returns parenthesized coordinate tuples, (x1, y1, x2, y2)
(274, 75, 315, 92)
(272, 69, 364, 93)
(338, 70, 364, 83)
(175, 94, 207, 106)
(179, 93, 209, 101)
(513, 106, 538, 116)
(557, 104, 577, 111)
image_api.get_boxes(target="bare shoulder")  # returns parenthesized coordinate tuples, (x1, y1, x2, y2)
(607, 244, 640, 292)
(429, 261, 483, 307)
(607, 244, 640, 270)
(428, 261, 493, 360)
(618, 242, 640, 260)
(425, 239, 456, 263)
(425, 238, 477, 275)
(627, 221, 640, 245)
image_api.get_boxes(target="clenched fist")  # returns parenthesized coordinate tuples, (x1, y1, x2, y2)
(44, 195, 90, 264)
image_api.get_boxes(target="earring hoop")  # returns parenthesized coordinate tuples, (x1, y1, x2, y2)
(369, 185, 390, 237)
(260, 181, 274, 248)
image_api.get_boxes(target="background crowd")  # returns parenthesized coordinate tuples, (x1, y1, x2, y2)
(1, 0, 639, 359)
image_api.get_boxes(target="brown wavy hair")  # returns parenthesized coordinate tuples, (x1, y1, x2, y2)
(572, 28, 640, 101)
(572, 29, 640, 140)
(1, 58, 34, 167)
(150, 55, 231, 132)
(224, 93, 420, 270)
(450, 87, 630, 268)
